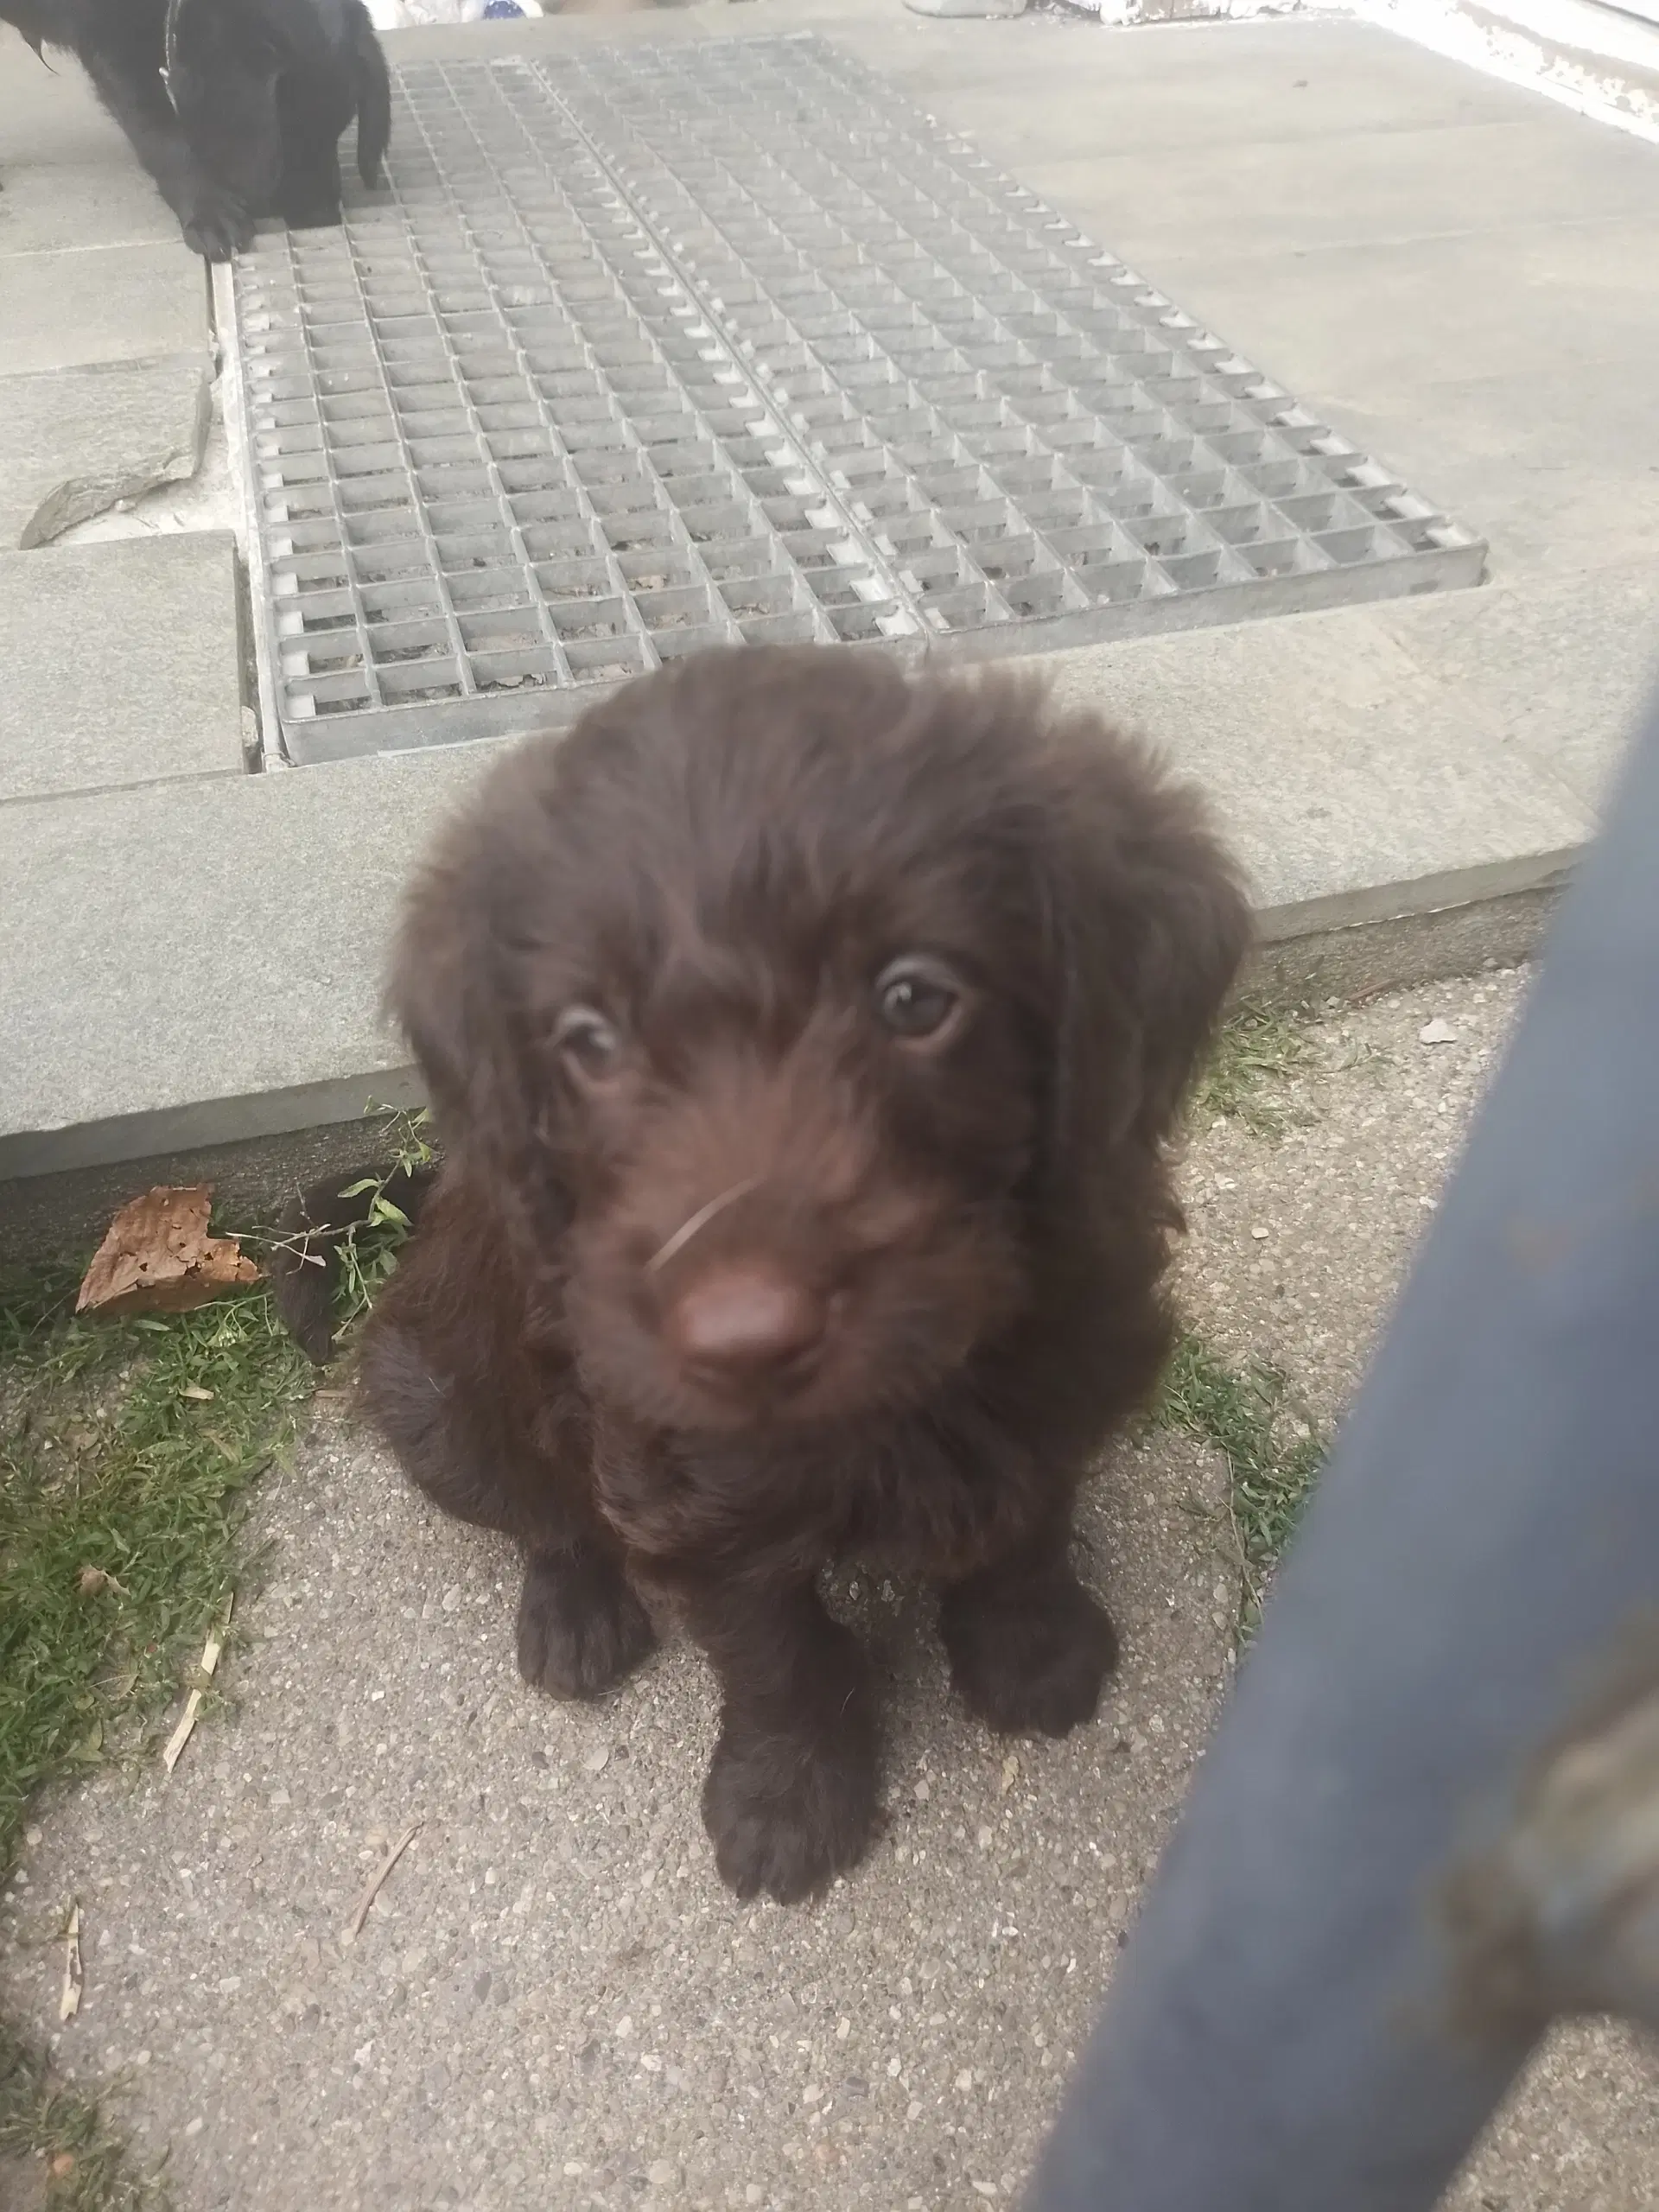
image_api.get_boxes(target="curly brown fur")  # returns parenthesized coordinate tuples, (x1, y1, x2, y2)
(356, 645, 1249, 1904)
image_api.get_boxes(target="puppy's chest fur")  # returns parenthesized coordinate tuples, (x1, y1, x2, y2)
(588, 1389, 1055, 1585)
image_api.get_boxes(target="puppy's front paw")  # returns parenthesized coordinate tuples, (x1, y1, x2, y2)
(702, 1716, 878, 1904)
(180, 184, 252, 261)
(516, 1551, 654, 1700)
(279, 188, 344, 232)
(942, 1570, 1117, 1738)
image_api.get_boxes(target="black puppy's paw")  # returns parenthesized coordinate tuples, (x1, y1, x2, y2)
(942, 1570, 1118, 1738)
(279, 188, 345, 232)
(516, 1551, 654, 1700)
(180, 183, 253, 261)
(702, 1714, 878, 1904)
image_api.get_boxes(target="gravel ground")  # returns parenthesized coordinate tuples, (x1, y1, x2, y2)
(3, 966, 1656, 2210)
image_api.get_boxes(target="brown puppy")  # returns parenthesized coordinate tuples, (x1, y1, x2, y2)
(358, 645, 1249, 1904)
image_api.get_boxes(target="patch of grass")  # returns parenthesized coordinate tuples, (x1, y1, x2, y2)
(0, 1126, 433, 2208)
(0, 1116, 433, 1860)
(1190, 1000, 1315, 1139)
(0, 2021, 168, 2210)
(1156, 1333, 1325, 1629)
(0, 1270, 314, 1868)
(0, 1257, 315, 2212)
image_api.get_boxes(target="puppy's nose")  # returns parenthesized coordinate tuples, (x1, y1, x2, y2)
(664, 1262, 825, 1382)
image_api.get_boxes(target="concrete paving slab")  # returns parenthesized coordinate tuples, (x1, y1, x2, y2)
(1370, 560, 1659, 810)
(0, 597, 1601, 1194)
(0, 598, 1596, 1187)
(0, 535, 247, 804)
(0, 239, 207, 377)
(1040, 607, 1592, 934)
(0, 33, 180, 253)
(0, 352, 211, 549)
(0, 159, 181, 256)
(1109, 218, 1659, 395)
(0, 19, 132, 161)
(0, 742, 489, 1179)
(1327, 359, 1659, 580)
(1021, 112, 1659, 264)
(0, 32, 180, 253)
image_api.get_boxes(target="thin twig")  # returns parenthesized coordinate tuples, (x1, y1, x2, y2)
(345, 1821, 423, 1942)
(60, 1904, 83, 2022)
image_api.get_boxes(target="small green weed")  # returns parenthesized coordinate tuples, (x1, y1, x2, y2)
(327, 1110, 435, 1334)
(247, 1108, 435, 1350)
(1191, 1001, 1315, 1140)
(1157, 1333, 1325, 1629)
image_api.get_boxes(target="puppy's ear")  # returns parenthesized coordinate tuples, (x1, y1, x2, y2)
(387, 817, 527, 1155)
(388, 849, 505, 1136)
(388, 760, 579, 1265)
(1039, 706, 1250, 1164)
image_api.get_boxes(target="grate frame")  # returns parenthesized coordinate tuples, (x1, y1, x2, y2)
(219, 34, 1486, 766)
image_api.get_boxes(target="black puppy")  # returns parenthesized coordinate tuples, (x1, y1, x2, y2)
(0, 0, 389, 258)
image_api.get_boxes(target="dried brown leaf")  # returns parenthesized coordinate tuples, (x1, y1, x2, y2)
(77, 1566, 130, 1598)
(76, 1185, 261, 1318)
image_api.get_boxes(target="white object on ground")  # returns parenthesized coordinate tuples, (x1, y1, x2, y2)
(365, 0, 543, 27)
(1054, 0, 1659, 146)
(904, 0, 1027, 16)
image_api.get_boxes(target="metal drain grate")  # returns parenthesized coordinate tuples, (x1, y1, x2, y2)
(221, 34, 1486, 766)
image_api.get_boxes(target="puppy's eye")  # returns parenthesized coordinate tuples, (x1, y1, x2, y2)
(553, 1005, 623, 1082)
(874, 958, 963, 1046)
